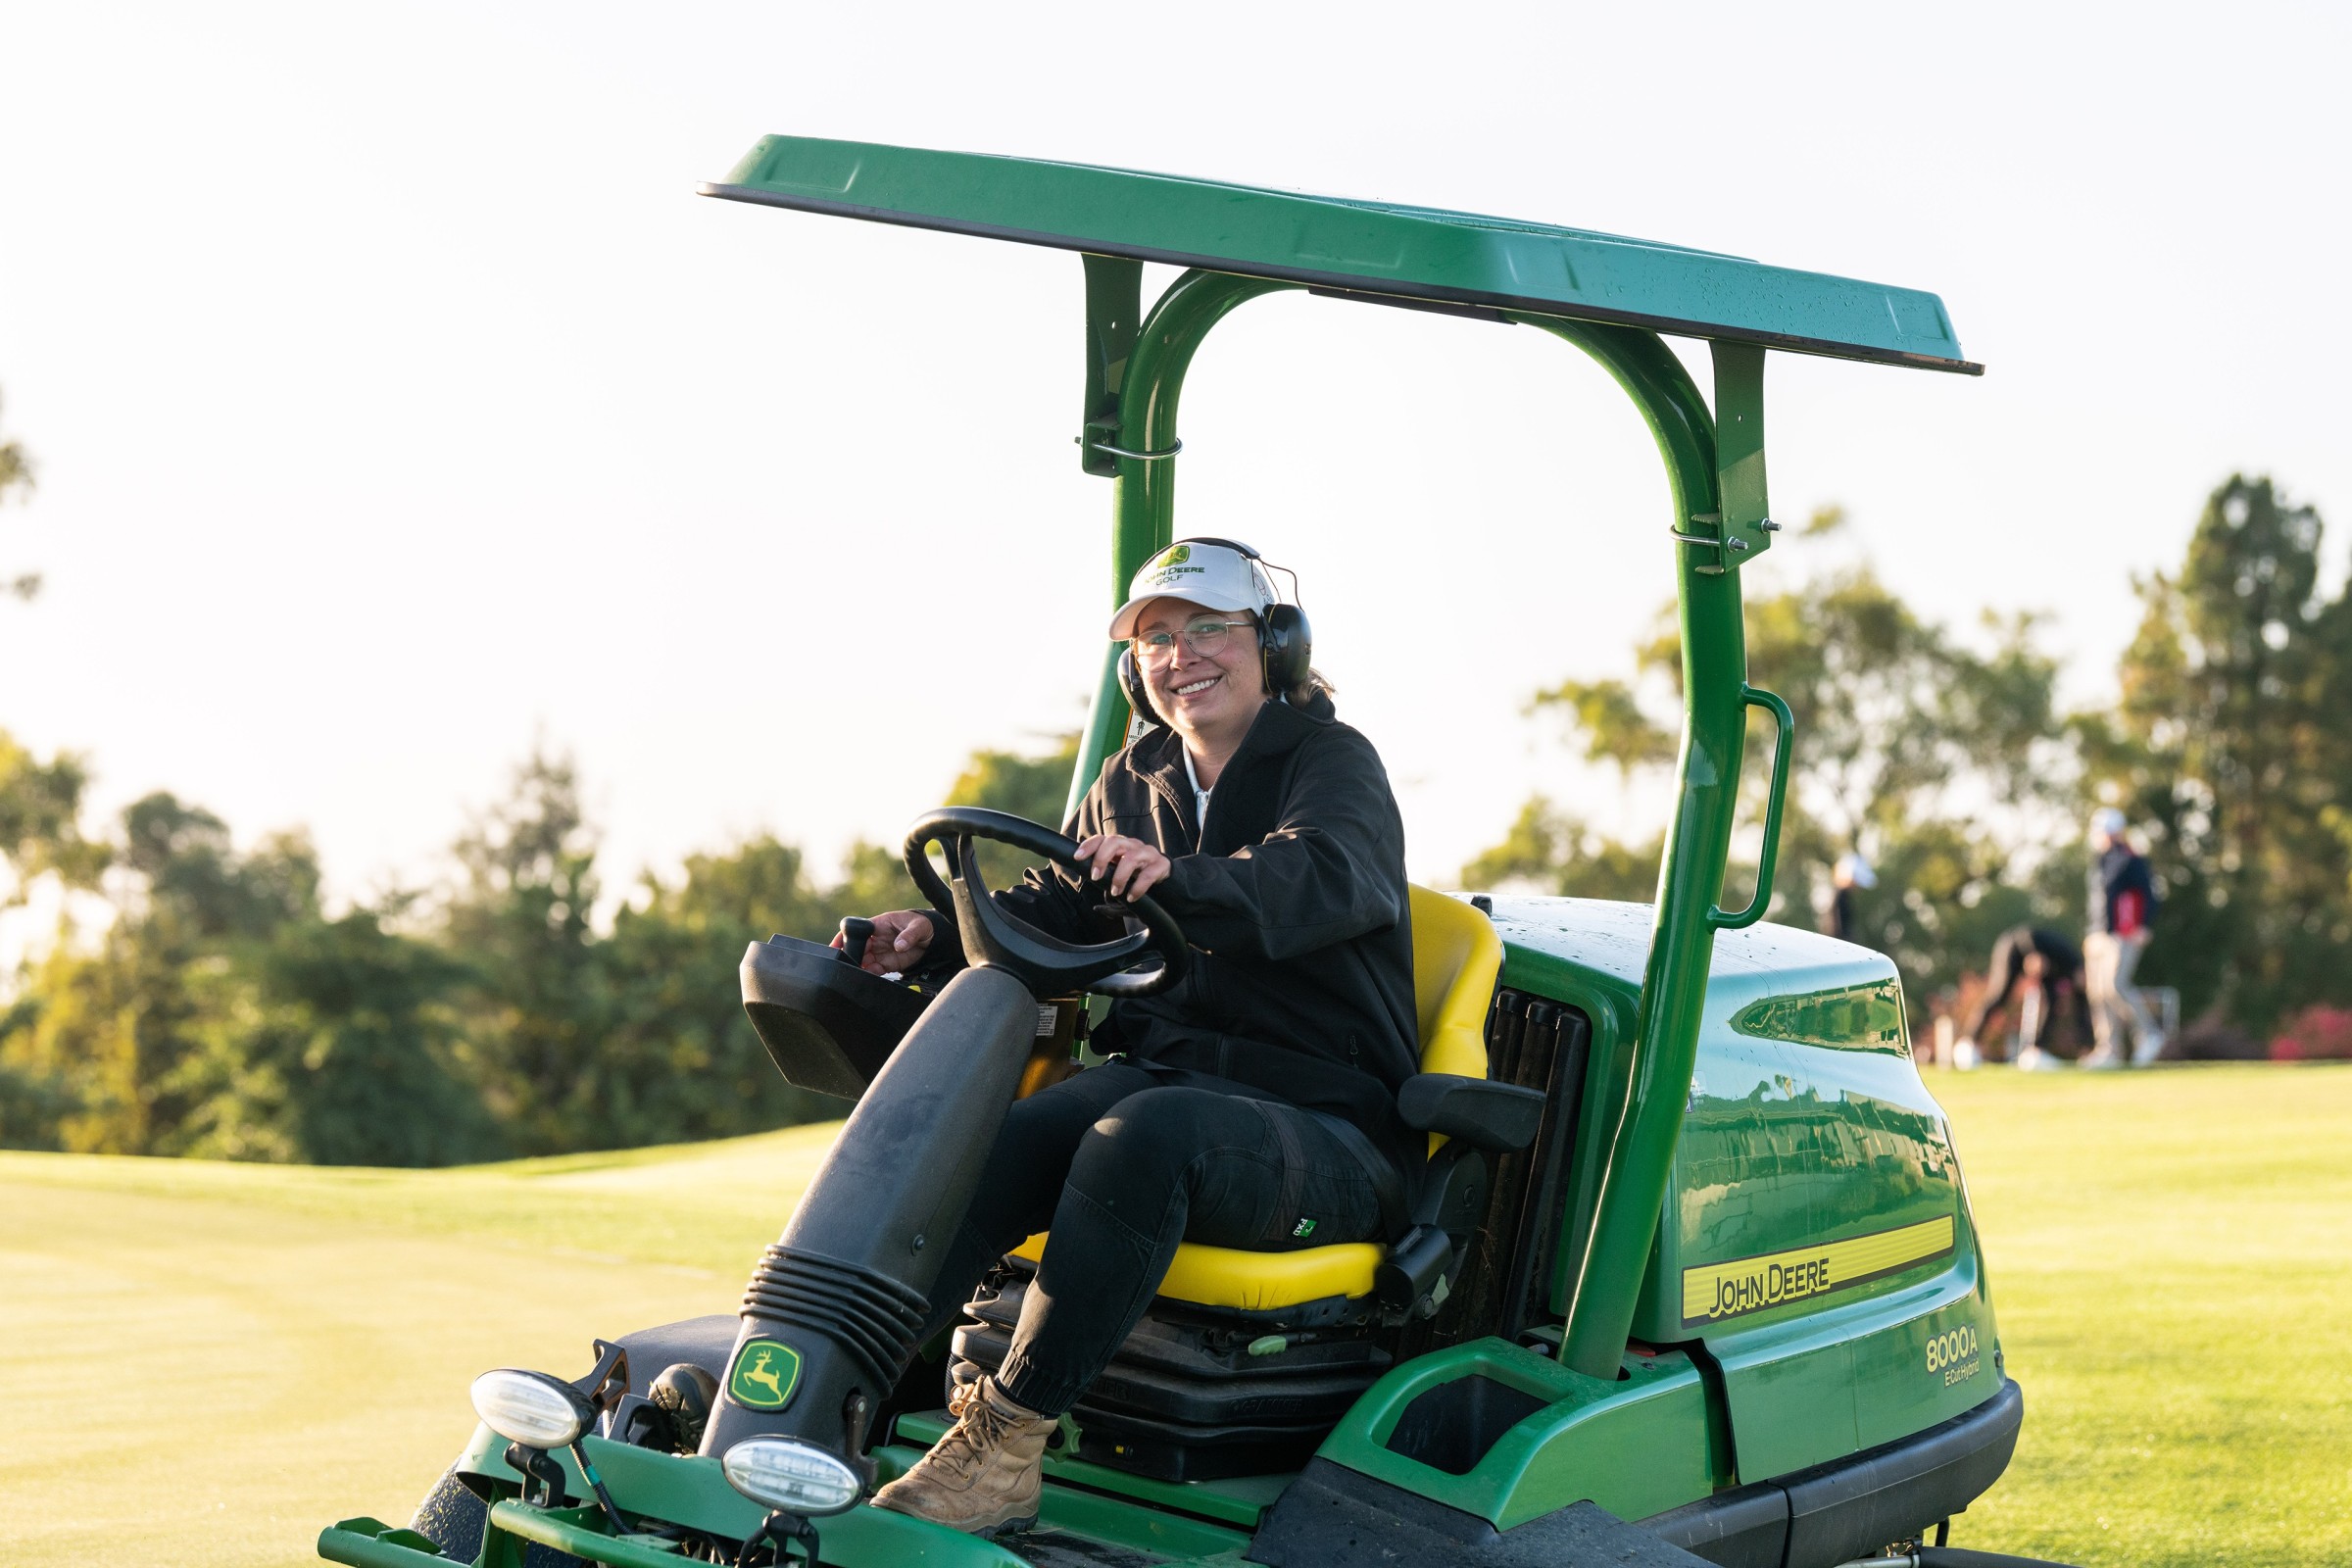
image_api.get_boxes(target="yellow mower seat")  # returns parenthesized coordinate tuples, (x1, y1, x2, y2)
(1011, 886, 1502, 1312)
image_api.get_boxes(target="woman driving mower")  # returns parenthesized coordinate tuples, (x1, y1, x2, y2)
(835, 537, 1418, 1536)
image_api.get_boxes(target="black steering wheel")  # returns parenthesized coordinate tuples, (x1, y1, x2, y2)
(902, 807, 1189, 999)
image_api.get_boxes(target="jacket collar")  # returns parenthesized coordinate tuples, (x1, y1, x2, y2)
(1129, 692, 1337, 832)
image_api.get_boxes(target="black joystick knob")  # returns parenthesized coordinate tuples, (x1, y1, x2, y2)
(837, 916, 876, 968)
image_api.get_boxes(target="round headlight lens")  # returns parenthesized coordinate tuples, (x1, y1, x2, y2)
(470, 1369, 596, 1449)
(721, 1436, 864, 1516)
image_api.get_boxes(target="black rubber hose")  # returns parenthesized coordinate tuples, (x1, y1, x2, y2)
(1916, 1548, 2082, 1568)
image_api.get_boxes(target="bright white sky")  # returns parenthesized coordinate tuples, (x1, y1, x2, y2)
(2, 2, 2346, 911)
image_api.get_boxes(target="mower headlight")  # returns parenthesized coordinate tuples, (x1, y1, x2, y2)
(470, 1369, 598, 1449)
(721, 1436, 864, 1516)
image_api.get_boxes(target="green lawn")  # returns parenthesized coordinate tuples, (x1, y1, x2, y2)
(1929, 1064, 2352, 1566)
(2, 1064, 2344, 1567)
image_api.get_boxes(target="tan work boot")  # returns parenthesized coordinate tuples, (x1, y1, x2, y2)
(870, 1375, 1054, 1535)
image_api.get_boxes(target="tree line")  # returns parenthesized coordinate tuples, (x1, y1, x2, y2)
(0, 737, 1074, 1164)
(4, 468, 2345, 1167)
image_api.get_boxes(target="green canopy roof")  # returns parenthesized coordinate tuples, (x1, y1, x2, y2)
(702, 136, 1979, 375)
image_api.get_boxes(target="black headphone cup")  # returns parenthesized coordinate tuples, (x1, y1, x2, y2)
(1261, 604, 1312, 693)
(1118, 646, 1157, 722)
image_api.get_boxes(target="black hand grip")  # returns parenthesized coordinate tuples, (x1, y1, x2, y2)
(837, 916, 876, 968)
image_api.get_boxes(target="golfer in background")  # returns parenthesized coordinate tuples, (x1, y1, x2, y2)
(1952, 925, 2091, 1072)
(1825, 852, 1875, 945)
(2083, 808, 2164, 1067)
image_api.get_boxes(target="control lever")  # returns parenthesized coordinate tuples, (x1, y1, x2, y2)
(837, 916, 876, 968)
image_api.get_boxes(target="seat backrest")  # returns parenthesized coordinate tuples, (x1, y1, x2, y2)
(1408, 885, 1503, 1081)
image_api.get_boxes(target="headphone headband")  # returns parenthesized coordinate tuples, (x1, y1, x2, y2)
(1174, 534, 1262, 560)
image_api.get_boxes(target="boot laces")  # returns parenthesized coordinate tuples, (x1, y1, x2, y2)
(934, 1379, 1023, 1473)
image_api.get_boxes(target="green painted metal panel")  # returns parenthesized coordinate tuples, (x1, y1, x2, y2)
(1696, 1249, 1999, 1483)
(705, 136, 1979, 374)
(1474, 899, 2005, 1489)
(1312, 1338, 1715, 1530)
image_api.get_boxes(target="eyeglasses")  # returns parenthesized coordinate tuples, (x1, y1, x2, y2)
(1134, 616, 1256, 661)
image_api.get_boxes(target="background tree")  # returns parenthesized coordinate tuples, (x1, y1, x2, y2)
(174, 903, 494, 1165)
(597, 837, 858, 1146)
(1464, 509, 2071, 1019)
(1458, 803, 1662, 904)
(440, 752, 610, 1153)
(2087, 475, 2352, 1033)
(6, 796, 331, 1153)
(0, 389, 39, 602)
(0, 729, 105, 1145)
(0, 730, 107, 902)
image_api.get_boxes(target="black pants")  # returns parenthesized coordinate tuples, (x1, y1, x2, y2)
(913, 1060, 1385, 1417)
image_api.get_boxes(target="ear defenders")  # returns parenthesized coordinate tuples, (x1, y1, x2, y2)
(1118, 537, 1313, 727)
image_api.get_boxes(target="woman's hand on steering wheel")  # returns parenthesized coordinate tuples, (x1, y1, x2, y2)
(902, 807, 1189, 998)
(1074, 835, 1171, 902)
(830, 909, 934, 974)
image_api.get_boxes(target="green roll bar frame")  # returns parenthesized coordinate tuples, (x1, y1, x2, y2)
(1062, 258, 1787, 1379)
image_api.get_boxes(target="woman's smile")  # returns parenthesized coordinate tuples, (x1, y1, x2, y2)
(1131, 596, 1271, 779)
(1159, 661, 1244, 724)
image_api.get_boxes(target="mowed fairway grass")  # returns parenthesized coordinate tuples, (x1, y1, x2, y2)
(3, 1064, 2346, 1567)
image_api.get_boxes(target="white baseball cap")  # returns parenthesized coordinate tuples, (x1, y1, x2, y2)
(1835, 852, 1877, 889)
(2089, 807, 2127, 843)
(1107, 540, 1277, 640)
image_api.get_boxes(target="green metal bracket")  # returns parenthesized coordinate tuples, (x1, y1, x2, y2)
(1078, 255, 1145, 476)
(1692, 342, 1778, 568)
(1708, 684, 1793, 930)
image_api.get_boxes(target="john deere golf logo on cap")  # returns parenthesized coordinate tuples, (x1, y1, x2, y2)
(1146, 542, 1205, 586)
(728, 1339, 803, 1411)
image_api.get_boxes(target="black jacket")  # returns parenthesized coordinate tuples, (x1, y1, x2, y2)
(993, 692, 1422, 1182)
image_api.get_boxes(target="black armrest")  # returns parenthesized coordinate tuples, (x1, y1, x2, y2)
(1396, 1073, 1545, 1152)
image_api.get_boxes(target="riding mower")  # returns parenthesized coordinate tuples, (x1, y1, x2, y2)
(318, 137, 2036, 1568)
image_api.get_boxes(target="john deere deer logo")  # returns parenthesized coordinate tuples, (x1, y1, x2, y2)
(1146, 542, 1204, 588)
(728, 1339, 803, 1411)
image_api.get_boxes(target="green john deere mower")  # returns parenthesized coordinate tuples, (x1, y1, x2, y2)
(318, 138, 2042, 1568)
